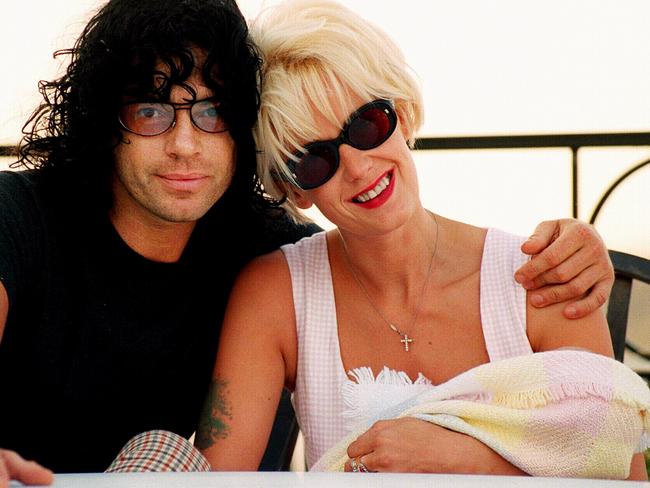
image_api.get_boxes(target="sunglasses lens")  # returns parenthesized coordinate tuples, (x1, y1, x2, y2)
(191, 99, 228, 133)
(347, 105, 394, 149)
(119, 103, 174, 136)
(295, 144, 338, 189)
(286, 101, 396, 189)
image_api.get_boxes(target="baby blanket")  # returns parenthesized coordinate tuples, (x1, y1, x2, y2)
(313, 350, 650, 478)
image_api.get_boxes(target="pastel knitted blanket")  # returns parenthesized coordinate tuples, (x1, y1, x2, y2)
(313, 350, 650, 478)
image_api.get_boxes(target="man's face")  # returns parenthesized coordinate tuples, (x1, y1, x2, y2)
(112, 72, 236, 226)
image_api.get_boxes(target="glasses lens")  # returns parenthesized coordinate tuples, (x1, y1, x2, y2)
(286, 101, 395, 189)
(347, 104, 395, 149)
(191, 99, 227, 133)
(119, 102, 174, 136)
(294, 143, 338, 189)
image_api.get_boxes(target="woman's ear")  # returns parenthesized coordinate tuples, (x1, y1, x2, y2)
(396, 105, 413, 141)
(290, 187, 314, 210)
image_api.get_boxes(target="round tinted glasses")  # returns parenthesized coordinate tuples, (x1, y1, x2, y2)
(118, 98, 228, 136)
(287, 99, 398, 190)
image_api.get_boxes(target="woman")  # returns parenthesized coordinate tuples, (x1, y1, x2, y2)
(197, 0, 648, 478)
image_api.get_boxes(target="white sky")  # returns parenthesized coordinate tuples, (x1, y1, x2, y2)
(1, 0, 648, 257)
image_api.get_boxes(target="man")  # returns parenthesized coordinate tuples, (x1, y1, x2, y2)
(0, 0, 614, 484)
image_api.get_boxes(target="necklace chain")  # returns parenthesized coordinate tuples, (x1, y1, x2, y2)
(338, 213, 439, 352)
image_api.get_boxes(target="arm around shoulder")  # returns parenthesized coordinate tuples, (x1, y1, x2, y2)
(517, 219, 613, 319)
(196, 250, 297, 471)
(0, 282, 7, 344)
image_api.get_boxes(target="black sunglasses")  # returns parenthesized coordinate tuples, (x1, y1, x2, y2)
(286, 99, 397, 190)
(118, 98, 228, 136)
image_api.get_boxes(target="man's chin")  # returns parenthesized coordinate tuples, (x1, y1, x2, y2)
(154, 208, 211, 224)
(147, 199, 217, 224)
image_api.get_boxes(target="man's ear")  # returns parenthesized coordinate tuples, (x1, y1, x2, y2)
(290, 187, 314, 210)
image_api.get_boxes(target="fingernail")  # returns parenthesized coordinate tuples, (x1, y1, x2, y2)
(531, 294, 544, 306)
(514, 272, 523, 283)
(566, 306, 577, 318)
(521, 281, 534, 290)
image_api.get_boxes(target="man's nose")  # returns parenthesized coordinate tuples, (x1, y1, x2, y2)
(164, 109, 200, 158)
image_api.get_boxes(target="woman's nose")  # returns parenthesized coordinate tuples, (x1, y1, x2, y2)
(338, 144, 372, 182)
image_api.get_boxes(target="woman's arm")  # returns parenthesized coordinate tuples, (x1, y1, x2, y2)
(195, 251, 296, 470)
(342, 284, 646, 477)
(527, 295, 648, 481)
(344, 418, 526, 474)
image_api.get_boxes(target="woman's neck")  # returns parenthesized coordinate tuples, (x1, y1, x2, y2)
(334, 207, 440, 296)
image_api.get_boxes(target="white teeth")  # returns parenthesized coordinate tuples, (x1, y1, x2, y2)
(354, 174, 390, 203)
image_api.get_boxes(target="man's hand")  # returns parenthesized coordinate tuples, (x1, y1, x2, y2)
(343, 418, 524, 474)
(0, 449, 53, 488)
(514, 219, 614, 320)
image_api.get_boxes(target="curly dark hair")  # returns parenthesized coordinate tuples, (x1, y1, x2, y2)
(17, 0, 268, 213)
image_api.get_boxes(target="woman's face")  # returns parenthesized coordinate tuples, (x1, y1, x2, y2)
(291, 95, 422, 237)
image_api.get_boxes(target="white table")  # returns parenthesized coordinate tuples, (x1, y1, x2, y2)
(11, 472, 650, 488)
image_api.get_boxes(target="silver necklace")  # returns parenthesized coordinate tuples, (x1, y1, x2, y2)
(338, 213, 439, 352)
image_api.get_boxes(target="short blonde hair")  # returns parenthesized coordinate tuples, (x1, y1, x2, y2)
(251, 0, 424, 222)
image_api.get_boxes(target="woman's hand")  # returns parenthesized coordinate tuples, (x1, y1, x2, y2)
(515, 219, 614, 319)
(0, 449, 53, 488)
(343, 418, 525, 475)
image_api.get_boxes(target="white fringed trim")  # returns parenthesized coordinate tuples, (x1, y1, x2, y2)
(346, 366, 432, 387)
(341, 366, 432, 429)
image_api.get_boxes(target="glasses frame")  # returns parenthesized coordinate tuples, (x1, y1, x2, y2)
(118, 97, 228, 137)
(286, 99, 397, 190)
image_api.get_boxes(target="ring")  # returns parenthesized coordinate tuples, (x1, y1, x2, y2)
(357, 457, 369, 473)
(351, 456, 369, 473)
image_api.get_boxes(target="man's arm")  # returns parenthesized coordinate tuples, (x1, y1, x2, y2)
(0, 449, 53, 488)
(516, 219, 614, 319)
(0, 282, 7, 344)
(0, 284, 54, 488)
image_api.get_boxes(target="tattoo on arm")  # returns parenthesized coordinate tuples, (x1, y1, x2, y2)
(195, 378, 233, 449)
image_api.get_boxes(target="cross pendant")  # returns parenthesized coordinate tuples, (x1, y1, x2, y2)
(400, 334, 413, 352)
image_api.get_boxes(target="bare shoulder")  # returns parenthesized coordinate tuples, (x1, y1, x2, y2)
(441, 217, 487, 254)
(239, 248, 290, 275)
(435, 216, 487, 282)
(228, 248, 293, 315)
(526, 292, 614, 357)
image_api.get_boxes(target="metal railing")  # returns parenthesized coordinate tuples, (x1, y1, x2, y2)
(0, 146, 16, 157)
(414, 132, 650, 223)
(3, 131, 650, 222)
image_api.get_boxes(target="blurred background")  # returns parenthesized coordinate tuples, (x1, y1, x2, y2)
(1, 0, 648, 364)
(1, 0, 648, 253)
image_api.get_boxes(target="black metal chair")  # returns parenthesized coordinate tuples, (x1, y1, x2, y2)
(258, 388, 300, 471)
(607, 250, 650, 365)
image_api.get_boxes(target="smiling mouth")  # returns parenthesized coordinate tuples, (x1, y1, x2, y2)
(352, 172, 392, 203)
(157, 174, 209, 192)
(160, 173, 206, 180)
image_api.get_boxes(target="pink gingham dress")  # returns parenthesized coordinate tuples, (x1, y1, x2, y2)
(281, 228, 532, 468)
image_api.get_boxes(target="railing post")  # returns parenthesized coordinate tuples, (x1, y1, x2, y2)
(571, 146, 579, 219)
